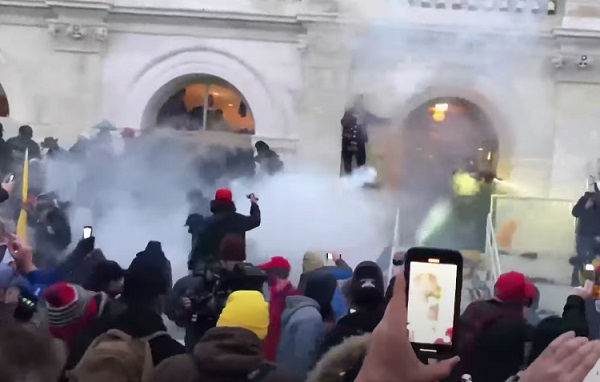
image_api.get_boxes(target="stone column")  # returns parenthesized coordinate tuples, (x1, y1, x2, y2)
(295, 18, 352, 175)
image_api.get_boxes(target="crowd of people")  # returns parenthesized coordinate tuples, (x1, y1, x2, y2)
(0, 121, 598, 382)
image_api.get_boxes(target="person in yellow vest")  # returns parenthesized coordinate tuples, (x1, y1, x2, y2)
(452, 168, 481, 198)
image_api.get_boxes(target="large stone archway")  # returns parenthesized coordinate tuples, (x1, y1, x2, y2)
(376, 85, 514, 188)
(119, 47, 292, 140)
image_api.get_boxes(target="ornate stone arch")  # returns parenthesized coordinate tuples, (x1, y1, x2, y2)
(119, 46, 292, 139)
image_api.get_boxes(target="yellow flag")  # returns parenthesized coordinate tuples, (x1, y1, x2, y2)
(16, 149, 29, 240)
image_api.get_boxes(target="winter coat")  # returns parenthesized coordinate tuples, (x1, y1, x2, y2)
(152, 327, 301, 382)
(277, 295, 327, 379)
(450, 299, 532, 382)
(308, 333, 371, 382)
(317, 307, 384, 361)
(6, 135, 41, 160)
(572, 192, 600, 237)
(64, 306, 185, 372)
(191, 201, 260, 268)
(263, 278, 301, 362)
(299, 263, 352, 322)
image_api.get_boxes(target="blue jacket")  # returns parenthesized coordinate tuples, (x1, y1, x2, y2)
(277, 295, 326, 380)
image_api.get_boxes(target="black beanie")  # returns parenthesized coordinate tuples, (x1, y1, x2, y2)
(84, 260, 124, 292)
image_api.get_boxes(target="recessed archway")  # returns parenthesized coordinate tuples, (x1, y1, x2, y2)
(388, 96, 500, 249)
(142, 74, 255, 136)
(401, 97, 498, 193)
(0, 82, 9, 117)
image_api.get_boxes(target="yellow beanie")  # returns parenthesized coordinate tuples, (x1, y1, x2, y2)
(217, 291, 269, 340)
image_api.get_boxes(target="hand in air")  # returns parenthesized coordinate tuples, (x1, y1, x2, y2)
(572, 280, 595, 300)
(519, 331, 600, 382)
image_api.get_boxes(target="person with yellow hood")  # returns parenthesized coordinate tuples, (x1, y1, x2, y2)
(152, 290, 301, 382)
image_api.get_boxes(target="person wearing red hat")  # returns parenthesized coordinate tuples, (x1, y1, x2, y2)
(188, 188, 260, 272)
(258, 256, 300, 361)
(452, 271, 538, 382)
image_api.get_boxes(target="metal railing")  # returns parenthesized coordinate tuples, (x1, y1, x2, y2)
(485, 211, 502, 282)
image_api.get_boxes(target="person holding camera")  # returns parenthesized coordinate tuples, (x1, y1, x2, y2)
(188, 188, 260, 272)
(167, 234, 267, 352)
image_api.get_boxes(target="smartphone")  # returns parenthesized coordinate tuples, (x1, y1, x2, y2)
(83, 226, 93, 239)
(404, 247, 463, 358)
(326, 252, 333, 261)
(5, 174, 14, 183)
(584, 263, 596, 282)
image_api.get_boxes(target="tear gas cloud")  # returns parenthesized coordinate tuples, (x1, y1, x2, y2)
(326, 0, 549, 250)
(44, 131, 392, 282)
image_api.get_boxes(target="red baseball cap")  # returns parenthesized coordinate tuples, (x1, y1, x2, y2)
(494, 271, 537, 305)
(258, 256, 291, 271)
(214, 188, 233, 202)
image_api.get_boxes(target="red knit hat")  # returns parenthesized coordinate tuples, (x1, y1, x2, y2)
(258, 256, 291, 271)
(494, 272, 536, 306)
(44, 282, 99, 343)
(215, 188, 233, 202)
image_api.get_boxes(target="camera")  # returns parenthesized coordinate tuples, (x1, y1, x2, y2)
(185, 262, 267, 322)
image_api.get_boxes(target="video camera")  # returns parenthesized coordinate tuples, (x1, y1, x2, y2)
(185, 261, 268, 323)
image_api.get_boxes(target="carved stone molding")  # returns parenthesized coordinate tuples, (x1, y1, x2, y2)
(46, 20, 109, 53)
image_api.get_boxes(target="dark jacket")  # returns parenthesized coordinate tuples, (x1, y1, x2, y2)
(255, 150, 284, 175)
(65, 306, 185, 371)
(0, 187, 8, 204)
(6, 135, 41, 160)
(317, 306, 385, 361)
(152, 327, 301, 382)
(191, 201, 260, 268)
(341, 110, 368, 151)
(529, 295, 589, 363)
(452, 299, 531, 382)
(572, 192, 600, 237)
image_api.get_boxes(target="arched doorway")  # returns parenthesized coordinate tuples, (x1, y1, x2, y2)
(143, 74, 254, 136)
(397, 97, 498, 250)
(0, 82, 9, 117)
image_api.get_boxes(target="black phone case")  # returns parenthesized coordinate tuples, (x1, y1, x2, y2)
(404, 246, 463, 359)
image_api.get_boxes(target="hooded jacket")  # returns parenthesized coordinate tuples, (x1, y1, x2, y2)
(277, 295, 326, 379)
(308, 333, 371, 382)
(152, 327, 301, 382)
(191, 200, 260, 269)
(65, 306, 185, 372)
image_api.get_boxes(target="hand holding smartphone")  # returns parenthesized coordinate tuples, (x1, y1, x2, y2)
(404, 247, 463, 358)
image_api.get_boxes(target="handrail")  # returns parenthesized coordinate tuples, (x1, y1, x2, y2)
(388, 206, 402, 283)
(485, 211, 502, 282)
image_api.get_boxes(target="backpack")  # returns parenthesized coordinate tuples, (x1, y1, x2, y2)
(66, 329, 168, 382)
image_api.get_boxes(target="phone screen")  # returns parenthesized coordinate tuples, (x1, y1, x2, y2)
(7, 174, 14, 182)
(326, 252, 333, 261)
(83, 226, 93, 239)
(407, 261, 458, 345)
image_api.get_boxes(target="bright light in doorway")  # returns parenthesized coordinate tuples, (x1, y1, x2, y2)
(477, 147, 483, 151)
(433, 103, 449, 112)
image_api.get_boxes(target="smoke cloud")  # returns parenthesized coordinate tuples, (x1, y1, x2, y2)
(44, 130, 392, 282)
